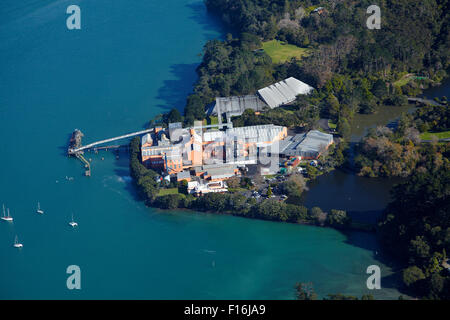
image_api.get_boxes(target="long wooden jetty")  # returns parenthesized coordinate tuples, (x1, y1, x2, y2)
(67, 128, 153, 176)
(68, 128, 153, 154)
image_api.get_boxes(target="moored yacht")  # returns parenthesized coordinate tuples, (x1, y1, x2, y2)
(36, 202, 44, 214)
(13, 235, 23, 248)
(69, 214, 78, 227)
(1, 205, 13, 222)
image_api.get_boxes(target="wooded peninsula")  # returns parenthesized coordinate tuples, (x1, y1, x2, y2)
(129, 0, 449, 300)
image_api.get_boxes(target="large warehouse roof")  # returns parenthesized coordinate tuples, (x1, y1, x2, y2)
(211, 95, 267, 116)
(280, 130, 333, 158)
(227, 124, 286, 144)
(257, 77, 314, 109)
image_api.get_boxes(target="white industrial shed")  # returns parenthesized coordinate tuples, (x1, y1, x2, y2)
(207, 77, 314, 120)
(257, 77, 314, 109)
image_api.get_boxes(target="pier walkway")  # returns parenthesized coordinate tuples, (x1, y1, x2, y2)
(69, 128, 153, 154)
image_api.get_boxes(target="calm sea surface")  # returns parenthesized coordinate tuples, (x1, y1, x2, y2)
(3, 0, 446, 299)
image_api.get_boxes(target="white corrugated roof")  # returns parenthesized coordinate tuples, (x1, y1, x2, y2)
(257, 77, 314, 109)
(227, 124, 285, 143)
(280, 130, 333, 156)
(203, 130, 225, 142)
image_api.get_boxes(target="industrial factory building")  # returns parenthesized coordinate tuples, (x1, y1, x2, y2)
(141, 121, 333, 195)
(141, 123, 287, 176)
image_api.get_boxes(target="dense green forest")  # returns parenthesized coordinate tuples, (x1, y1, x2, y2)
(205, 0, 449, 84)
(183, 34, 274, 124)
(379, 164, 450, 299)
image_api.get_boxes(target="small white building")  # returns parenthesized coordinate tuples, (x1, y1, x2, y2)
(189, 180, 228, 195)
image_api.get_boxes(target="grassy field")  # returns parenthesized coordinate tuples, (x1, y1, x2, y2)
(305, 6, 320, 15)
(158, 188, 179, 196)
(420, 131, 450, 140)
(206, 116, 219, 126)
(393, 76, 413, 87)
(262, 40, 311, 64)
(328, 120, 337, 129)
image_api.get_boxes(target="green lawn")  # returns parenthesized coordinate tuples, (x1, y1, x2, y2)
(228, 187, 249, 193)
(262, 40, 311, 64)
(328, 120, 337, 129)
(158, 188, 179, 196)
(420, 131, 450, 140)
(305, 6, 320, 15)
(393, 76, 412, 87)
(207, 116, 219, 126)
(392, 73, 427, 87)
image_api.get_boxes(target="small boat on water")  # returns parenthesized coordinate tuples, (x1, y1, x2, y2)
(13, 235, 23, 248)
(1, 205, 13, 222)
(69, 214, 78, 227)
(36, 202, 44, 214)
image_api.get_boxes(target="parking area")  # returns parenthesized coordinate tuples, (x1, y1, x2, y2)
(240, 158, 325, 202)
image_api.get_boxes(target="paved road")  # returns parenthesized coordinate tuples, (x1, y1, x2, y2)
(408, 97, 445, 107)
(421, 138, 450, 143)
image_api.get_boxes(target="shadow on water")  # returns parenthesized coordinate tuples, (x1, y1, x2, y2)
(347, 209, 384, 225)
(144, 62, 200, 130)
(112, 148, 142, 202)
(155, 63, 200, 113)
(381, 273, 406, 294)
(186, 2, 229, 40)
(339, 229, 407, 294)
(146, 1, 228, 126)
(57, 132, 73, 157)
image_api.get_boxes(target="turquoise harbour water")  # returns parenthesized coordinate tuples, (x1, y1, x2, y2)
(0, 0, 405, 299)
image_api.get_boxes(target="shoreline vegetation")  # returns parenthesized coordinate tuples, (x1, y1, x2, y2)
(130, 0, 449, 299)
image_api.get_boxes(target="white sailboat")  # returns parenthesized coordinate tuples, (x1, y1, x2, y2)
(1, 205, 13, 222)
(36, 202, 44, 214)
(69, 214, 78, 227)
(13, 235, 23, 248)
